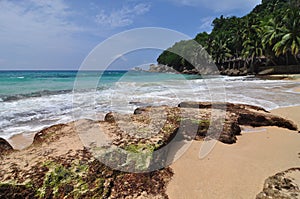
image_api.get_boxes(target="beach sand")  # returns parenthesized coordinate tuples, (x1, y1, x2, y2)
(8, 133, 35, 150)
(166, 106, 300, 199)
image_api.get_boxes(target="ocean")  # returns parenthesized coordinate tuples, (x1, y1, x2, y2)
(1, 70, 300, 139)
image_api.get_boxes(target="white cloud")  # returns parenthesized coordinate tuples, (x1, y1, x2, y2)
(168, 0, 261, 13)
(95, 3, 151, 28)
(0, 0, 87, 68)
(0, 0, 82, 47)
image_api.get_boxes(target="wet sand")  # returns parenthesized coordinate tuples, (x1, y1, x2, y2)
(8, 133, 35, 150)
(166, 106, 300, 199)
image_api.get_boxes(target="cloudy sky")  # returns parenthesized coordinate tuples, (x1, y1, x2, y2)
(0, 0, 260, 70)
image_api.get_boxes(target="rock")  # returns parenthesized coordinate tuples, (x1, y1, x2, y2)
(178, 101, 297, 144)
(0, 138, 13, 155)
(257, 168, 300, 199)
(104, 112, 115, 123)
(134, 107, 147, 115)
(218, 122, 241, 144)
(219, 67, 249, 76)
(0, 184, 37, 199)
(148, 64, 178, 73)
(179, 101, 269, 112)
(238, 113, 297, 131)
(32, 124, 68, 145)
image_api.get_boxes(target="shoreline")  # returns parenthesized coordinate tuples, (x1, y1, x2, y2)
(2, 73, 300, 148)
(6, 104, 300, 151)
(7, 100, 300, 151)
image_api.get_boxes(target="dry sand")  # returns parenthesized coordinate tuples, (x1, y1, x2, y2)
(166, 106, 300, 199)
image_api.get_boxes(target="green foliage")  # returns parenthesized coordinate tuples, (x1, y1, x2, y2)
(157, 0, 300, 74)
(157, 39, 212, 72)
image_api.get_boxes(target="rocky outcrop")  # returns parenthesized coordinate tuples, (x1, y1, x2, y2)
(220, 67, 248, 76)
(257, 168, 300, 199)
(0, 138, 13, 155)
(0, 148, 172, 199)
(178, 102, 297, 143)
(0, 102, 298, 198)
(32, 124, 68, 145)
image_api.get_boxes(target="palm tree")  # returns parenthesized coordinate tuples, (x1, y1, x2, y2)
(262, 18, 284, 65)
(262, 18, 283, 47)
(211, 34, 232, 66)
(273, 7, 300, 64)
(242, 38, 264, 74)
(228, 18, 244, 58)
(241, 16, 264, 74)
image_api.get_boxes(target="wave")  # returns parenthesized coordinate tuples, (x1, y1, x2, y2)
(0, 89, 73, 102)
(0, 85, 113, 102)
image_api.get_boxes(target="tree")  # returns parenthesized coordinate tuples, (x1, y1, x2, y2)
(241, 16, 264, 73)
(273, 7, 300, 64)
(262, 18, 284, 65)
(157, 0, 298, 73)
(211, 34, 231, 66)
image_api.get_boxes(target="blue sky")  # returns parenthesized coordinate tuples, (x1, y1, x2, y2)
(0, 0, 260, 70)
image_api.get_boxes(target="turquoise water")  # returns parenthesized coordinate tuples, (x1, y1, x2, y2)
(0, 70, 300, 139)
(0, 70, 198, 101)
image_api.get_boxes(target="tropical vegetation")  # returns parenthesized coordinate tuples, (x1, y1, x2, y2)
(157, 0, 300, 74)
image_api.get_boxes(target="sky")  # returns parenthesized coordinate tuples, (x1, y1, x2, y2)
(0, 0, 261, 70)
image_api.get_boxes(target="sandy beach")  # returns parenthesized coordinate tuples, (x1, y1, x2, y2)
(166, 106, 300, 199)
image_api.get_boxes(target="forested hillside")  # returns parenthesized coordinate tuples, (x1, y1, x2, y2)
(157, 0, 300, 75)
